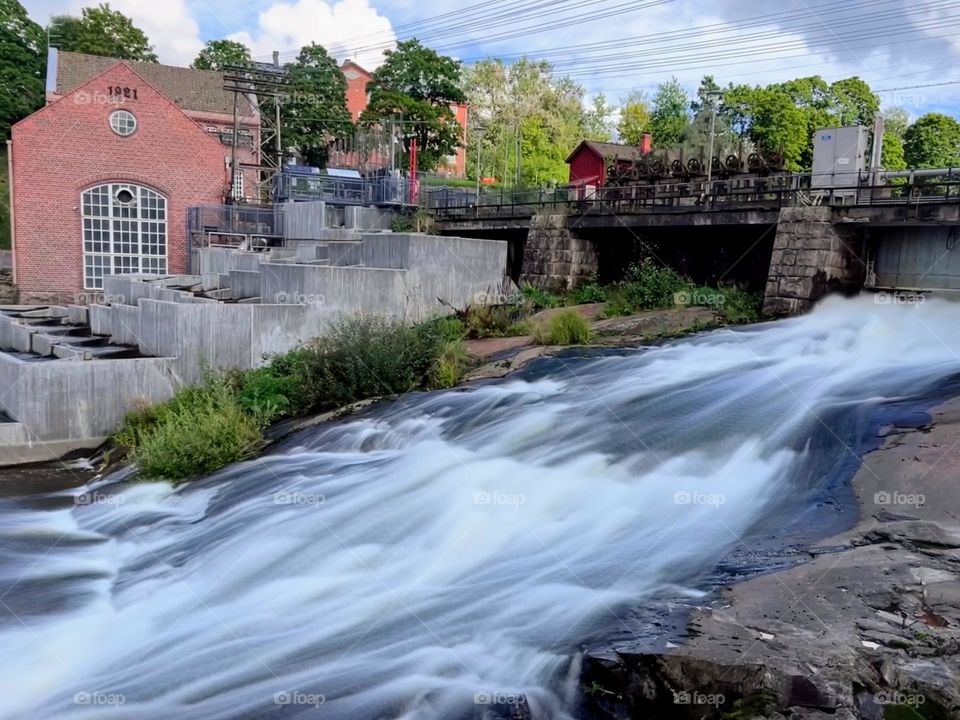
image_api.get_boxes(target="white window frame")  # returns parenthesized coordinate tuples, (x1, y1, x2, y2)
(109, 109, 137, 137)
(232, 168, 244, 201)
(81, 183, 167, 290)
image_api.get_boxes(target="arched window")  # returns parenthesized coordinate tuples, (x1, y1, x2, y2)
(81, 184, 167, 290)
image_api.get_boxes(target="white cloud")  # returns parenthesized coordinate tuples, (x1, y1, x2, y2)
(108, 0, 204, 65)
(229, 0, 396, 70)
(25, 0, 203, 65)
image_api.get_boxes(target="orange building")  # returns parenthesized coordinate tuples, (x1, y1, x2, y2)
(339, 60, 468, 177)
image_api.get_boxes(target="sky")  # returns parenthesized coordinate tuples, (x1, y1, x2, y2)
(21, 0, 960, 118)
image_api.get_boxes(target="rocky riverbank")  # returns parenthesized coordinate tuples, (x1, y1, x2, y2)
(582, 397, 960, 720)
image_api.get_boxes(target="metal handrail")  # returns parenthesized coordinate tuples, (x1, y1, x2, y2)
(430, 175, 960, 221)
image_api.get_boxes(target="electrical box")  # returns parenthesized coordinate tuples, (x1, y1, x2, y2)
(811, 126, 869, 193)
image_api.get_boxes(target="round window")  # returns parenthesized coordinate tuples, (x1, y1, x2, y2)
(109, 110, 137, 137)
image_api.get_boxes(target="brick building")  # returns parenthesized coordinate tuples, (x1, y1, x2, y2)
(339, 59, 468, 177)
(8, 50, 260, 304)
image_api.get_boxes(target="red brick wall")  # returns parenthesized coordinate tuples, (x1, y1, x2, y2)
(11, 63, 229, 301)
(343, 64, 371, 122)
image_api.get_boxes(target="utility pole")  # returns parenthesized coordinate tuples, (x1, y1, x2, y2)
(475, 130, 483, 203)
(705, 90, 723, 191)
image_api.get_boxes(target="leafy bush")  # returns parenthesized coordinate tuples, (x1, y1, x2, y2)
(534, 309, 591, 345)
(302, 316, 445, 409)
(599, 261, 690, 316)
(463, 304, 524, 338)
(120, 379, 262, 481)
(717, 286, 763, 324)
(116, 315, 455, 482)
(622, 260, 689, 310)
(521, 285, 563, 310)
(599, 287, 634, 318)
(568, 281, 607, 304)
(233, 367, 296, 426)
(430, 339, 470, 389)
(425, 315, 467, 342)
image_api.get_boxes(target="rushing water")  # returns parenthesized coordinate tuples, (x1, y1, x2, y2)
(2, 295, 960, 719)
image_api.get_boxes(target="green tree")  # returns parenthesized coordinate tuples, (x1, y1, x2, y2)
(725, 85, 808, 170)
(1, 0, 45, 139)
(880, 107, 909, 170)
(903, 113, 960, 168)
(883, 107, 910, 139)
(584, 93, 615, 141)
(617, 90, 651, 145)
(192, 39, 250, 71)
(650, 78, 689, 149)
(683, 76, 737, 157)
(881, 131, 907, 170)
(361, 38, 465, 172)
(48, 3, 157, 62)
(463, 57, 585, 186)
(829, 77, 879, 127)
(280, 42, 352, 167)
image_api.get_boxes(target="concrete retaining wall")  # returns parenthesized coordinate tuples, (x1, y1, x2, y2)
(0, 352, 177, 441)
(763, 207, 865, 316)
(520, 213, 599, 291)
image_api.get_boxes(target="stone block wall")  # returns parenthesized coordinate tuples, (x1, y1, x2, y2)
(762, 207, 865, 316)
(520, 213, 598, 291)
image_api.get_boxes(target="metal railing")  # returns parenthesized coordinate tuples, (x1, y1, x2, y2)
(274, 174, 418, 206)
(429, 173, 960, 221)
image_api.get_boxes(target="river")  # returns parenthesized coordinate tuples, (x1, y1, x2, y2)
(1, 295, 958, 719)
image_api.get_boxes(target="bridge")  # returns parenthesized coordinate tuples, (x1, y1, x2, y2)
(425, 174, 960, 315)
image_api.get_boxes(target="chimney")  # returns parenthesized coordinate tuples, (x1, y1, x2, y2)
(639, 133, 653, 155)
(273, 51, 280, 67)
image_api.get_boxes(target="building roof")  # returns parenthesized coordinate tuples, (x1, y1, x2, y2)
(566, 140, 641, 164)
(51, 50, 255, 117)
(340, 60, 372, 80)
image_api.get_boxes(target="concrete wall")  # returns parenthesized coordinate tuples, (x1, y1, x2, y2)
(404, 234, 509, 317)
(260, 263, 409, 321)
(763, 207, 865, 316)
(870, 227, 960, 290)
(0, 351, 177, 441)
(284, 201, 394, 238)
(284, 201, 328, 240)
(135, 300, 326, 385)
(520, 213, 599, 291)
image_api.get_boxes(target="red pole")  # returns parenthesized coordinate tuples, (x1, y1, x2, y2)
(409, 139, 419, 205)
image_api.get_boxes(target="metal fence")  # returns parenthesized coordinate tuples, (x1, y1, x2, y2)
(274, 174, 418, 206)
(187, 204, 285, 251)
(428, 173, 960, 220)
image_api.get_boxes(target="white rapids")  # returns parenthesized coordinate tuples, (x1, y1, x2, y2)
(1, 295, 959, 719)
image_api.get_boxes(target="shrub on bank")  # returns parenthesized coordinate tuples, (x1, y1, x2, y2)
(534, 309, 590, 345)
(120, 379, 262, 480)
(115, 315, 457, 481)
